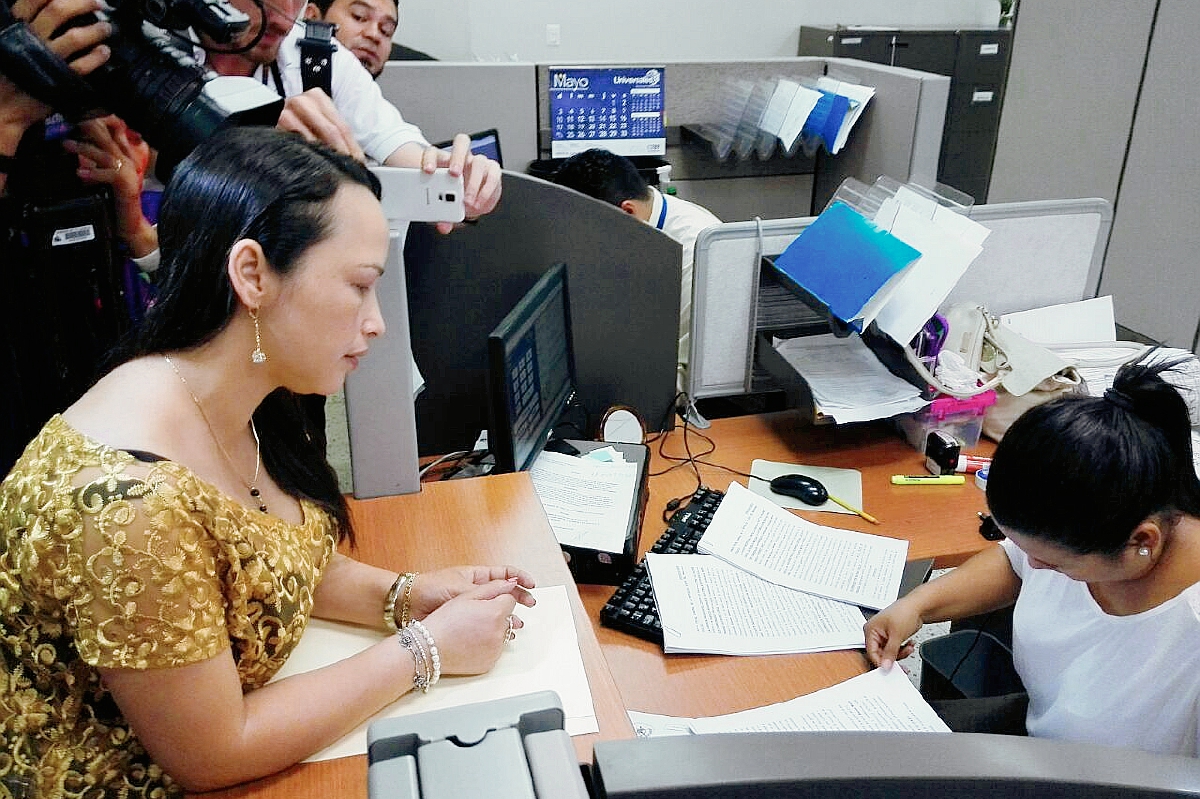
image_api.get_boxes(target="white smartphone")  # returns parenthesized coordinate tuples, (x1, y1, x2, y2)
(369, 166, 466, 223)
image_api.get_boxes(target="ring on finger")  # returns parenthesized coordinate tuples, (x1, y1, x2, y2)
(505, 615, 517, 642)
(113, 158, 124, 172)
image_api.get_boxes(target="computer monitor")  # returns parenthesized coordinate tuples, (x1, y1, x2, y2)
(548, 66, 666, 160)
(487, 263, 576, 473)
(434, 128, 504, 169)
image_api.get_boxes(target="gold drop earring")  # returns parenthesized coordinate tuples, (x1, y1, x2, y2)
(250, 308, 267, 364)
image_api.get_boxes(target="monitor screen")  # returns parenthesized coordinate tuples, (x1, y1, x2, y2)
(434, 128, 503, 169)
(487, 264, 576, 473)
(548, 66, 666, 160)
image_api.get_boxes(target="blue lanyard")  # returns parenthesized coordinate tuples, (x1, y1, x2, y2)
(654, 196, 668, 230)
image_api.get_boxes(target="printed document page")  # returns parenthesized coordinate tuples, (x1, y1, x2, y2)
(272, 585, 597, 762)
(697, 482, 908, 610)
(772, 334, 928, 423)
(689, 667, 949, 735)
(645, 553, 866, 655)
(530, 449, 637, 553)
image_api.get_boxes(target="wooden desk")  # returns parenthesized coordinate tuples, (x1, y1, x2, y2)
(199, 473, 632, 799)
(576, 411, 995, 719)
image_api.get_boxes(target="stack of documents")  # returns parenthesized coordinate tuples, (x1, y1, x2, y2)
(772, 333, 929, 423)
(530, 447, 638, 554)
(646, 482, 908, 656)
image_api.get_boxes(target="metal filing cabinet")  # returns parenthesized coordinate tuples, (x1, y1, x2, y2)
(799, 26, 1012, 203)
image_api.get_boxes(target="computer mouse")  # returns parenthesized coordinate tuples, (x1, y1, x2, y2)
(768, 474, 829, 506)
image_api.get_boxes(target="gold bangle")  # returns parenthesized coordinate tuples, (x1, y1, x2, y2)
(400, 572, 418, 628)
(383, 573, 407, 633)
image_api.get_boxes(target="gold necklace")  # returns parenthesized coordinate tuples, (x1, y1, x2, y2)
(163, 355, 268, 513)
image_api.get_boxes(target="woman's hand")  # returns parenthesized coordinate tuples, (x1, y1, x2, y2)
(63, 115, 158, 256)
(863, 596, 924, 671)
(418, 579, 529, 675)
(409, 565, 535, 619)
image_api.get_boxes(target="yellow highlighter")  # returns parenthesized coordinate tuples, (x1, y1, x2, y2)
(891, 474, 966, 485)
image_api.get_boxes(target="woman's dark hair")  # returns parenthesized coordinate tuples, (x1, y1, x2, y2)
(987, 350, 1200, 555)
(110, 127, 383, 543)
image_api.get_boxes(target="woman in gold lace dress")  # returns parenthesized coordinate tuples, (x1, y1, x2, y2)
(0, 126, 535, 797)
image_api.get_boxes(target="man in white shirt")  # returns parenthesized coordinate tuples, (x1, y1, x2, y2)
(303, 0, 400, 78)
(202, 0, 499, 231)
(551, 148, 719, 384)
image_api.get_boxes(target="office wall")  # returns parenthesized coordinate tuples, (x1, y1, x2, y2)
(395, 0, 1000, 63)
(1098, 0, 1200, 352)
(988, 0, 1154, 204)
(991, 0, 1200, 352)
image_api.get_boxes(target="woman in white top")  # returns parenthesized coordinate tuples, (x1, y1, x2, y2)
(865, 353, 1200, 757)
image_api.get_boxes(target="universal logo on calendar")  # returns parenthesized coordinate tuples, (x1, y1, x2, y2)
(613, 69, 661, 87)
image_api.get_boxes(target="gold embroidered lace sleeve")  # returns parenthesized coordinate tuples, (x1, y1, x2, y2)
(0, 416, 337, 798)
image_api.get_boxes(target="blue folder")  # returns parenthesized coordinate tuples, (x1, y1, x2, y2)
(800, 90, 851, 153)
(771, 201, 921, 328)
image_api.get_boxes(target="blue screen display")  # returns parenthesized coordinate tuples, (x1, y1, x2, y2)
(549, 66, 666, 159)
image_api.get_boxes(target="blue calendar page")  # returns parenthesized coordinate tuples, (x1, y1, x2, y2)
(549, 66, 666, 159)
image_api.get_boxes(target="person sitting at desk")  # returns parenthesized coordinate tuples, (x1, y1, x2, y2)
(0, 127, 535, 797)
(865, 353, 1200, 757)
(551, 148, 720, 386)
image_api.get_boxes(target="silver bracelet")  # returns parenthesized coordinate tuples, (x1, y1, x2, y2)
(397, 626, 432, 692)
(408, 619, 441, 687)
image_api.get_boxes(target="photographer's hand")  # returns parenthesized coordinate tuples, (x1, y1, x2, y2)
(1, 0, 112, 190)
(276, 88, 365, 162)
(64, 115, 157, 257)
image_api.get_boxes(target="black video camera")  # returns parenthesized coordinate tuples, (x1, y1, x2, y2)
(0, 0, 284, 177)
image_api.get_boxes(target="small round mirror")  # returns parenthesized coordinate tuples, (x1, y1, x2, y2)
(600, 406, 646, 445)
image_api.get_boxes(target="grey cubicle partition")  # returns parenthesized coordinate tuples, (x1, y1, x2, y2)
(376, 62, 539, 172)
(343, 231, 422, 498)
(950, 198, 1111, 315)
(403, 171, 681, 457)
(689, 198, 1112, 403)
(533, 58, 949, 217)
(377, 58, 946, 220)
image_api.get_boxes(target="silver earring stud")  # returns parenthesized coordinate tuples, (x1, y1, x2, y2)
(1138, 547, 1151, 557)
(250, 308, 267, 364)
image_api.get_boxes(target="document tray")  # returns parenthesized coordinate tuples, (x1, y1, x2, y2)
(366, 691, 588, 799)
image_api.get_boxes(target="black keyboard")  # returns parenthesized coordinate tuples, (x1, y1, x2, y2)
(600, 486, 725, 644)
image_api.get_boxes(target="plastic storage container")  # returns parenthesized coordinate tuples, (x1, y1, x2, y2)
(896, 390, 997, 453)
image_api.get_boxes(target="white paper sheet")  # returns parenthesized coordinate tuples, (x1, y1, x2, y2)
(779, 84, 823, 153)
(1000, 296, 1116, 344)
(688, 667, 950, 734)
(697, 482, 908, 610)
(645, 553, 867, 655)
(529, 449, 637, 553)
(771, 334, 929, 424)
(271, 585, 598, 762)
(627, 710, 696, 738)
(872, 197, 986, 345)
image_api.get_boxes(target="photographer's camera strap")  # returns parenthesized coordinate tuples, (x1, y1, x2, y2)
(297, 20, 337, 96)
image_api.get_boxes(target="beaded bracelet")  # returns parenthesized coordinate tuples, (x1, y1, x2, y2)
(396, 626, 432, 692)
(408, 619, 441, 688)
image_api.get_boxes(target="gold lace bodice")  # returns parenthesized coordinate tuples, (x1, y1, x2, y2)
(0, 415, 337, 797)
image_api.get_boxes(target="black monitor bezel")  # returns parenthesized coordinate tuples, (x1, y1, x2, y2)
(433, 128, 503, 169)
(486, 263, 576, 474)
